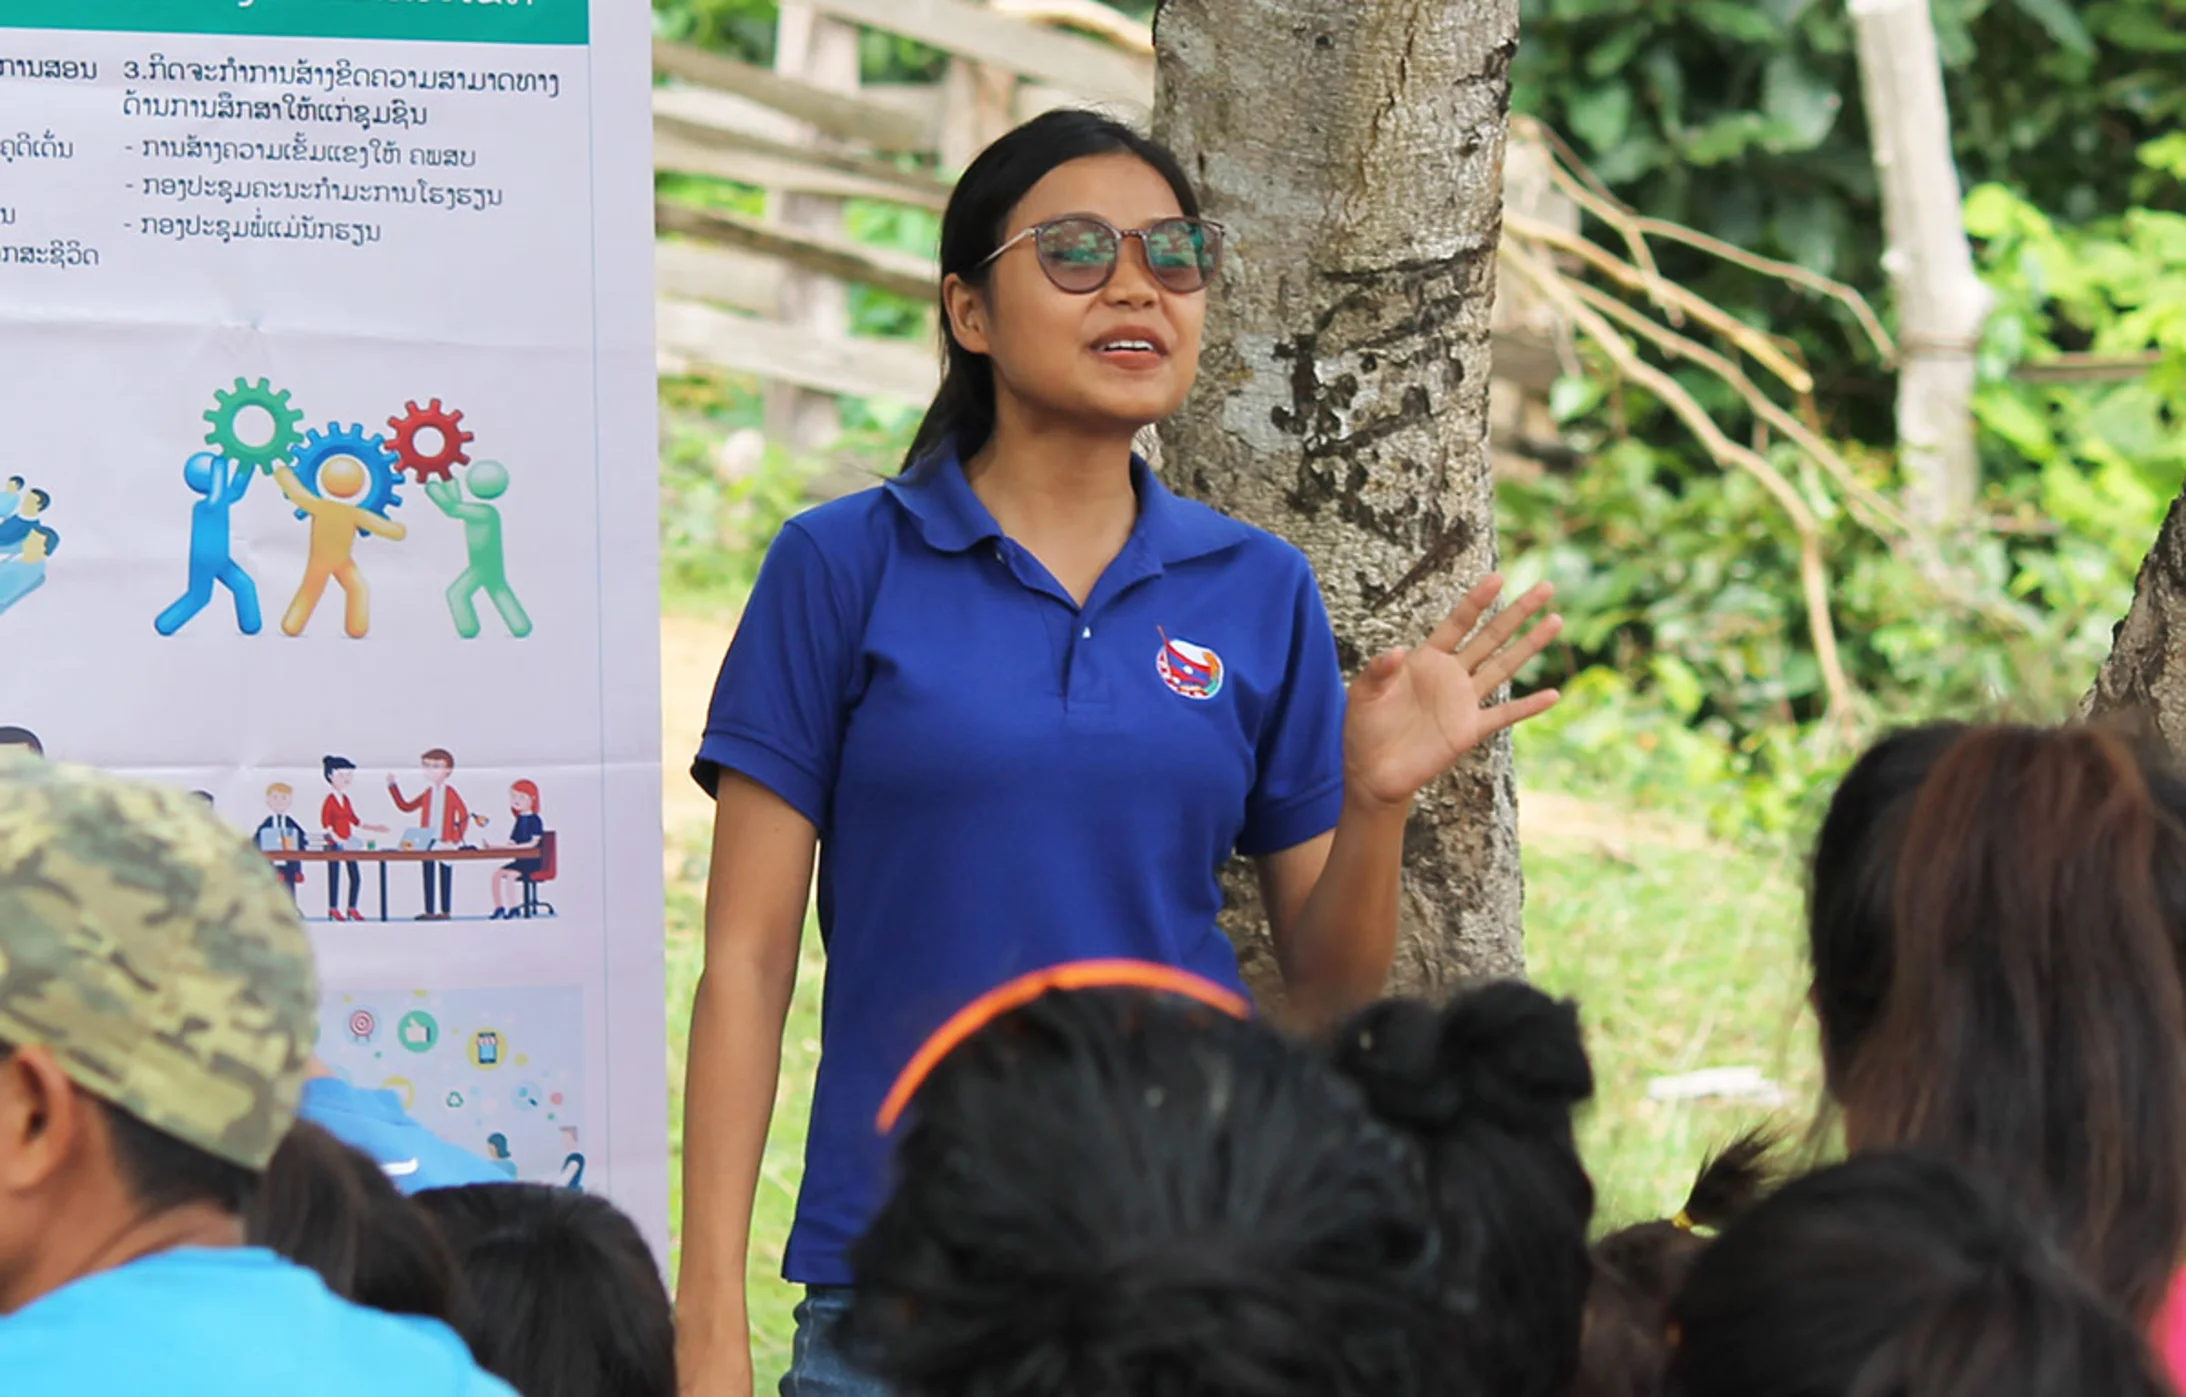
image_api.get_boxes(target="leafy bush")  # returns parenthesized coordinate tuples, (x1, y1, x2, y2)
(1508, 141, 2186, 835)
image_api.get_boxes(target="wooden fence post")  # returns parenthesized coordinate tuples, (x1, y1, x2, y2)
(766, 6, 863, 454)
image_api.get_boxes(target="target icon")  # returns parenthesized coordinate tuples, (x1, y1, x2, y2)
(348, 1009, 377, 1041)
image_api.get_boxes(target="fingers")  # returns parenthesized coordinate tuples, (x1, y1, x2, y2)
(1476, 688, 1562, 738)
(1454, 579, 1556, 671)
(1423, 574, 1504, 653)
(1471, 612, 1564, 694)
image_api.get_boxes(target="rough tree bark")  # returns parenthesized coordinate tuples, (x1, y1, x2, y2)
(1153, 0, 1528, 1002)
(2080, 487, 2186, 753)
(1849, 0, 1992, 526)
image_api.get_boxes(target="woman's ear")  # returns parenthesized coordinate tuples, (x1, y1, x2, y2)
(943, 273, 991, 356)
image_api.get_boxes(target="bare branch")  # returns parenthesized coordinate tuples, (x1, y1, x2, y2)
(1503, 241, 1859, 727)
(1563, 278, 1911, 534)
(1504, 210, 1815, 395)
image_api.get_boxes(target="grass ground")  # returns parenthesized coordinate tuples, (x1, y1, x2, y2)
(658, 615, 1823, 1379)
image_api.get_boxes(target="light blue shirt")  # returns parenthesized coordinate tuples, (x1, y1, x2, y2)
(0, 1247, 515, 1397)
(299, 1076, 506, 1194)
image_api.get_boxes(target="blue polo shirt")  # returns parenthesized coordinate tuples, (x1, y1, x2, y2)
(694, 451, 1347, 1285)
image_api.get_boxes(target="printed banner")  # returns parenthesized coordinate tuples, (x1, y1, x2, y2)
(0, 0, 666, 1249)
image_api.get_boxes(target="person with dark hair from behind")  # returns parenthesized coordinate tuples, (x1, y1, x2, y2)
(247, 1120, 474, 1330)
(1328, 981, 1598, 1397)
(413, 1183, 676, 1397)
(0, 762, 513, 1396)
(1807, 722, 2186, 1381)
(850, 975, 1459, 1397)
(1563, 1132, 1778, 1397)
(1667, 1152, 2172, 1397)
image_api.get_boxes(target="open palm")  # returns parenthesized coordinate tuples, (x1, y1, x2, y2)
(1344, 576, 1564, 809)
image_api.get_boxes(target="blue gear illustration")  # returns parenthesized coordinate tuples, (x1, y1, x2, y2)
(289, 422, 404, 536)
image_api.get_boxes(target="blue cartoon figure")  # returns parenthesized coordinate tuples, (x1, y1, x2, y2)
(484, 1132, 521, 1180)
(155, 454, 261, 636)
(157, 379, 304, 637)
(0, 523, 55, 618)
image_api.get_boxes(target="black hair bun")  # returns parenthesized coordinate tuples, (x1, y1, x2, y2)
(1333, 980, 1593, 1136)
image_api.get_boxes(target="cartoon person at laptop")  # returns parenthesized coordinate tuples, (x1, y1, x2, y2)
(388, 747, 485, 920)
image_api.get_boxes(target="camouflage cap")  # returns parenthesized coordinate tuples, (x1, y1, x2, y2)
(0, 759, 316, 1171)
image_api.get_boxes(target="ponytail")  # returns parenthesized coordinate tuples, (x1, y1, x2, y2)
(904, 109, 1206, 473)
(1329, 982, 1596, 1397)
(1669, 1152, 2170, 1397)
(1569, 1132, 1781, 1397)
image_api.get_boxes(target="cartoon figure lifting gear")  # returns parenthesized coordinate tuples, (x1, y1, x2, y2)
(274, 423, 407, 638)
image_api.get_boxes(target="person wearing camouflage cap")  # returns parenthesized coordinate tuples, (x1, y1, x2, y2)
(0, 760, 514, 1397)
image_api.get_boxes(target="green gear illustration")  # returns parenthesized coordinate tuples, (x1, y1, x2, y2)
(203, 377, 306, 475)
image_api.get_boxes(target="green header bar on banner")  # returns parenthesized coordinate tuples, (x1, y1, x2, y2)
(0, 0, 586, 45)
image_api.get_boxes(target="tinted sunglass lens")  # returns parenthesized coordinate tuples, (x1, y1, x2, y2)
(1035, 219, 1118, 291)
(1146, 220, 1220, 291)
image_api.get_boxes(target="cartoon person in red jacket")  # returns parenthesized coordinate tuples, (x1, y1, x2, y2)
(388, 746, 485, 920)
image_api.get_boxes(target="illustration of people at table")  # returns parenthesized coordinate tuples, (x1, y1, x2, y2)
(388, 747, 484, 921)
(490, 780, 546, 921)
(0, 483, 58, 621)
(321, 755, 389, 923)
(255, 783, 308, 907)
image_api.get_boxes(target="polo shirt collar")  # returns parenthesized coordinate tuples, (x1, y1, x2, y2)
(886, 445, 1252, 565)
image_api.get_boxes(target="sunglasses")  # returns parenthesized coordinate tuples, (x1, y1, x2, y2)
(980, 215, 1226, 295)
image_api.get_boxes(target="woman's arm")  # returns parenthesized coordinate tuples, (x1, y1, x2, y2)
(676, 773, 818, 1397)
(1258, 577, 1562, 1031)
(1255, 796, 1405, 1030)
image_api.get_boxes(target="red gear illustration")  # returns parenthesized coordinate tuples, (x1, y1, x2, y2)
(386, 399, 473, 483)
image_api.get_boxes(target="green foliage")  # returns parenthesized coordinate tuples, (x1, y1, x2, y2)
(1512, 0, 2182, 449)
(1507, 144, 2186, 836)
(1965, 169, 2186, 575)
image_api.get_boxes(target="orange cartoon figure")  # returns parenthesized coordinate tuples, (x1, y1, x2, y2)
(275, 453, 406, 637)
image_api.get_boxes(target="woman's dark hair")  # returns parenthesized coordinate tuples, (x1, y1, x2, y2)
(849, 987, 1457, 1397)
(245, 1121, 471, 1328)
(1807, 722, 2186, 1322)
(1567, 1131, 1780, 1397)
(324, 754, 356, 780)
(1329, 981, 1598, 1397)
(902, 109, 1203, 473)
(1667, 1151, 2171, 1397)
(412, 1183, 674, 1397)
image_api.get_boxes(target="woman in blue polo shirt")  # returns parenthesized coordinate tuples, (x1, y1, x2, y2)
(680, 110, 1563, 1397)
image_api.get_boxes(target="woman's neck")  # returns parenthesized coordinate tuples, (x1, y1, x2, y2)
(962, 415, 1140, 543)
(961, 407, 1143, 604)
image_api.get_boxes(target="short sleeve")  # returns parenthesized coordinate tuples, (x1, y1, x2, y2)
(1237, 560, 1347, 856)
(691, 522, 859, 828)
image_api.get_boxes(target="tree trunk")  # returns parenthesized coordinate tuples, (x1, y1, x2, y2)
(1153, 0, 1528, 1004)
(2080, 487, 2186, 754)
(1849, 0, 1991, 526)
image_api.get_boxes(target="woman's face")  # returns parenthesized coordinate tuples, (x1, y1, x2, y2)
(511, 786, 533, 813)
(947, 152, 1207, 437)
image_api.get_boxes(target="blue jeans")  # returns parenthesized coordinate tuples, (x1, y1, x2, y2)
(780, 1286, 887, 1397)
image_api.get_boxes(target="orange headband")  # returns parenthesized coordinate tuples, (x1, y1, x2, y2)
(874, 959, 1251, 1133)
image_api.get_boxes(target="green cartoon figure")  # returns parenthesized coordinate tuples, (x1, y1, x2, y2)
(426, 460, 532, 640)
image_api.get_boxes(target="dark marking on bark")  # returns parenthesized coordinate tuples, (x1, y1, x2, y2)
(1370, 514, 1479, 613)
(1316, 32, 1335, 49)
(1335, 633, 1365, 673)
